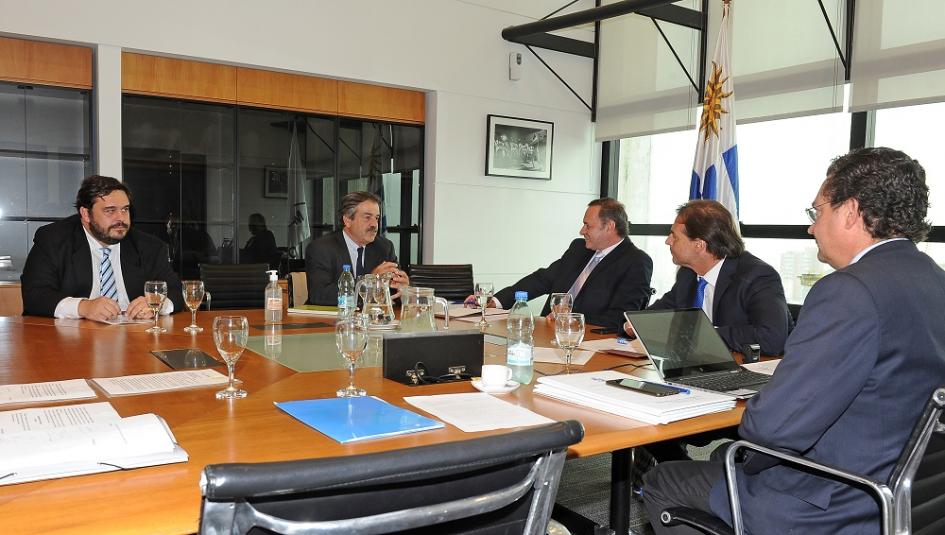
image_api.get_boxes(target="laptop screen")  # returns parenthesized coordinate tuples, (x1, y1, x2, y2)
(624, 308, 740, 380)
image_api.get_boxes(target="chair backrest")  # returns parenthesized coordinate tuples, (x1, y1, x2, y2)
(199, 419, 584, 535)
(407, 264, 474, 303)
(287, 271, 308, 307)
(199, 263, 269, 309)
(889, 386, 945, 535)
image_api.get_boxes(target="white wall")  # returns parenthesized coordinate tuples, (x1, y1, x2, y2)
(0, 0, 600, 295)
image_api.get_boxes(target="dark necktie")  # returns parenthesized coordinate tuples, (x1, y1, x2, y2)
(692, 277, 708, 309)
(356, 246, 364, 277)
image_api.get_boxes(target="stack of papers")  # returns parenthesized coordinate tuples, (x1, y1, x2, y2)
(287, 305, 339, 317)
(534, 370, 736, 425)
(0, 379, 97, 405)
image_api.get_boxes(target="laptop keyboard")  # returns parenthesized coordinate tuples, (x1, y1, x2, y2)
(674, 369, 770, 392)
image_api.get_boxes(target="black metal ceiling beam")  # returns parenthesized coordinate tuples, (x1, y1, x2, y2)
(501, 0, 701, 44)
(512, 33, 595, 58)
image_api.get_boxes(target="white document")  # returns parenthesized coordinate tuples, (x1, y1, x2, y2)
(0, 402, 119, 435)
(0, 411, 187, 486)
(534, 371, 736, 425)
(579, 337, 648, 357)
(454, 311, 510, 323)
(102, 313, 152, 325)
(287, 307, 338, 317)
(92, 369, 228, 396)
(532, 346, 595, 366)
(404, 392, 554, 433)
(439, 305, 509, 319)
(743, 359, 781, 375)
(0, 379, 98, 405)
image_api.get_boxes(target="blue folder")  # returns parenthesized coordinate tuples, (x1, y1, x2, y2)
(275, 396, 445, 444)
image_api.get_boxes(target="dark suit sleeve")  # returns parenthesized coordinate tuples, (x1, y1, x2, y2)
(583, 249, 653, 330)
(493, 252, 568, 308)
(715, 267, 792, 356)
(305, 239, 340, 306)
(21, 226, 68, 317)
(649, 268, 692, 310)
(738, 273, 877, 474)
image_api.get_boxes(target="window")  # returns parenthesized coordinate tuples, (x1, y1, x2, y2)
(121, 95, 424, 278)
(0, 82, 92, 281)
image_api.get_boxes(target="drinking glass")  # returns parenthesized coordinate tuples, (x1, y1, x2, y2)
(213, 316, 249, 399)
(555, 312, 585, 372)
(144, 280, 168, 334)
(181, 280, 209, 333)
(474, 282, 494, 330)
(548, 292, 573, 346)
(336, 315, 369, 397)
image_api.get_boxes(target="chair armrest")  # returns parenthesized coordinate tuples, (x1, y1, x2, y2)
(660, 507, 734, 535)
(723, 440, 893, 535)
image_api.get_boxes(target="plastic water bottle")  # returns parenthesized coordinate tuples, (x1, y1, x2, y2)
(507, 291, 534, 384)
(264, 269, 282, 324)
(337, 264, 357, 319)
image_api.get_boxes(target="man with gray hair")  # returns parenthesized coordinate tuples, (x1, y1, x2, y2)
(305, 191, 408, 305)
(470, 197, 653, 330)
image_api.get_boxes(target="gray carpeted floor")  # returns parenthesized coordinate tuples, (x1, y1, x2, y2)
(555, 441, 728, 534)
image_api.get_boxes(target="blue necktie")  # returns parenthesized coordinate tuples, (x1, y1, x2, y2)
(356, 246, 364, 277)
(692, 277, 707, 309)
(100, 247, 118, 301)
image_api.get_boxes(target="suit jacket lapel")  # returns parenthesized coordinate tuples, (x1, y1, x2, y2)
(70, 222, 94, 298)
(120, 233, 143, 297)
(712, 257, 736, 318)
(582, 240, 628, 289)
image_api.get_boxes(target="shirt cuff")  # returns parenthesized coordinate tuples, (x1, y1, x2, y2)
(54, 297, 84, 319)
(161, 298, 174, 315)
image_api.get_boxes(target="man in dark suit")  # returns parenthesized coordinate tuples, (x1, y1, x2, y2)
(643, 147, 945, 534)
(627, 200, 792, 356)
(470, 198, 653, 330)
(240, 213, 279, 267)
(305, 191, 408, 306)
(21, 175, 184, 321)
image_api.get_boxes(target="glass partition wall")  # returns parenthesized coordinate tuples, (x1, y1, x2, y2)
(0, 82, 93, 281)
(122, 95, 424, 279)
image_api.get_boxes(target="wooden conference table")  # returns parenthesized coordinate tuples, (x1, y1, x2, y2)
(0, 310, 744, 534)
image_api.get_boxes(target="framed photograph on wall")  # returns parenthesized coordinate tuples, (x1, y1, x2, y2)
(485, 114, 554, 180)
(263, 167, 288, 198)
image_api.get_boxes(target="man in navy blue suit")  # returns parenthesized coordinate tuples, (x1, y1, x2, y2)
(643, 147, 945, 534)
(626, 199, 792, 356)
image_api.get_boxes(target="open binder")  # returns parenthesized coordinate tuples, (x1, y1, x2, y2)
(0, 403, 187, 486)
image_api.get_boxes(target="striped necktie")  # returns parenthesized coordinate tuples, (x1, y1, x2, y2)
(100, 247, 118, 301)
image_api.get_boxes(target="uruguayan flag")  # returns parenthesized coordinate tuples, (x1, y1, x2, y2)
(690, 1, 738, 221)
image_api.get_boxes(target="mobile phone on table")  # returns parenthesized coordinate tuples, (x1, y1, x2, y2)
(605, 377, 684, 396)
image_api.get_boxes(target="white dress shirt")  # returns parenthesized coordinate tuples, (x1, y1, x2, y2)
(54, 227, 173, 319)
(699, 258, 725, 323)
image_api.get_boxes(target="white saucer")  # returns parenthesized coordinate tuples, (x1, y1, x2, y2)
(471, 379, 520, 394)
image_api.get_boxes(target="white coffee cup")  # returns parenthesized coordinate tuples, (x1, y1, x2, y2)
(480, 364, 513, 388)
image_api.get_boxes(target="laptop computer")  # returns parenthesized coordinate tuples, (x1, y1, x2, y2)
(624, 308, 770, 399)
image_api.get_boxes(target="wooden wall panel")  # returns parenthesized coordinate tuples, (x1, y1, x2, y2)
(0, 282, 23, 317)
(0, 36, 92, 89)
(236, 67, 337, 115)
(122, 53, 237, 103)
(338, 81, 425, 125)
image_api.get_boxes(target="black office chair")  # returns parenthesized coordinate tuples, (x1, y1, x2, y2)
(661, 386, 945, 535)
(199, 263, 269, 309)
(198, 419, 584, 535)
(407, 264, 474, 303)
